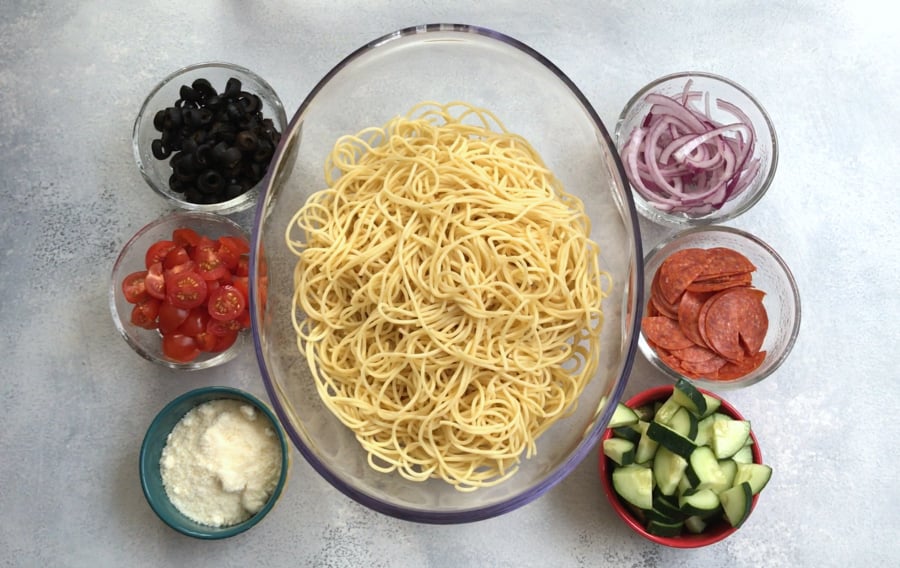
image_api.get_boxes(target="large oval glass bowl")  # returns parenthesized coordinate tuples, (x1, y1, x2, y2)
(250, 24, 643, 523)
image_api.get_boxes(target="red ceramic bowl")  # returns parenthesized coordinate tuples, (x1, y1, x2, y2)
(598, 385, 763, 548)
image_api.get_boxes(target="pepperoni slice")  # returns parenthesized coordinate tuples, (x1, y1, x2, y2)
(642, 316, 695, 350)
(695, 247, 756, 280)
(703, 287, 768, 362)
(685, 272, 752, 293)
(714, 350, 767, 380)
(670, 344, 720, 363)
(680, 354, 728, 377)
(657, 248, 711, 304)
(650, 270, 681, 319)
(677, 290, 712, 347)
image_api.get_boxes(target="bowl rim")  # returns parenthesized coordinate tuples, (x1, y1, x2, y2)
(249, 22, 644, 524)
(614, 70, 780, 228)
(640, 225, 802, 389)
(108, 210, 249, 370)
(597, 385, 763, 548)
(138, 386, 291, 539)
(131, 60, 288, 216)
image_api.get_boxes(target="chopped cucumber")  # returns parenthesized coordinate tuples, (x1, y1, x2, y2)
(612, 464, 654, 510)
(688, 446, 728, 492)
(647, 519, 684, 537)
(647, 421, 697, 459)
(671, 378, 707, 416)
(711, 418, 751, 459)
(733, 463, 772, 495)
(634, 421, 659, 464)
(700, 393, 722, 417)
(609, 402, 640, 429)
(684, 515, 707, 534)
(678, 488, 720, 516)
(669, 406, 699, 440)
(653, 396, 682, 425)
(653, 494, 685, 521)
(603, 437, 636, 467)
(732, 445, 754, 464)
(653, 446, 688, 496)
(720, 482, 753, 528)
(719, 459, 738, 488)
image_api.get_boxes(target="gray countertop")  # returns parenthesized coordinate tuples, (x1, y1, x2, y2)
(1, 1, 897, 566)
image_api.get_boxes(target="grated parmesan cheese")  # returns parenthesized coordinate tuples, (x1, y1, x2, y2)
(160, 399, 282, 527)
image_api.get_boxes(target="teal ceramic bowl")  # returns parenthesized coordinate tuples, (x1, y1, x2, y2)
(139, 386, 290, 539)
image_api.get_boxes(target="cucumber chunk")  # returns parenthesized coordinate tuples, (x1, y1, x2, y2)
(711, 418, 751, 459)
(647, 421, 697, 459)
(733, 463, 772, 495)
(688, 445, 728, 492)
(609, 402, 640, 429)
(731, 445, 754, 464)
(613, 425, 642, 444)
(634, 421, 659, 464)
(678, 488, 720, 516)
(653, 396, 682, 426)
(612, 464, 654, 510)
(647, 519, 684, 537)
(653, 446, 688, 496)
(684, 515, 708, 534)
(700, 393, 722, 417)
(720, 481, 753, 528)
(603, 437, 636, 467)
(653, 494, 685, 521)
(671, 378, 707, 416)
(669, 406, 699, 440)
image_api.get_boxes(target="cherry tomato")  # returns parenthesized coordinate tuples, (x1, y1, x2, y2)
(145, 240, 177, 269)
(178, 307, 210, 337)
(122, 270, 149, 304)
(193, 331, 218, 352)
(164, 260, 196, 277)
(145, 262, 167, 300)
(162, 333, 200, 362)
(219, 235, 250, 255)
(130, 298, 160, 329)
(194, 246, 229, 281)
(209, 330, 239, 352)
(157, 301, 190, 334)
(163, 246, 191, 270)
(207, 285, 245, 321)
(173, 227, 201, 249)
(235, 255, 250, 277)
(232, 276, 250, 305)
(208, 317, 242, 337)
(165, 270, 208, 309)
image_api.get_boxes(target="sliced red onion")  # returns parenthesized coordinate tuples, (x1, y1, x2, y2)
(621, 86, 759, 215)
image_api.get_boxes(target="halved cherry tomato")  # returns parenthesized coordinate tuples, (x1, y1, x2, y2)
(178, 307, 210, 337)
(219, 235, 250, 255)
(232, 276, 250, 305)
(194, 246, 229, 281)
(235, 255, 250, 277)
(193, 331, 218, 352)
(208, 285, 245, 321)
(165, 270, 208, 309)
(208, 317, 242, 337)
(209, 330, 239, 352)
(165, 260, 196, 277)
(145, 262, 167, 300)
(162, 333, 200, 362)
(157, 301, 190, 334)
(173, 227, 201, 249)
(145, 240, 177, 268)
(163, 246, 190, 270)
(130, 298, 161, 329)
(122, 270, 149, 304)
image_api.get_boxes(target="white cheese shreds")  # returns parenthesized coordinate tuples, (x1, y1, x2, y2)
(160, 399, 283, 527)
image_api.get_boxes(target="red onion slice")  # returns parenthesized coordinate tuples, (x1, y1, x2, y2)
(621, 84, 760, 215)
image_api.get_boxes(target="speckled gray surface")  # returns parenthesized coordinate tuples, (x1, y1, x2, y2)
(1, 1, 897, 566)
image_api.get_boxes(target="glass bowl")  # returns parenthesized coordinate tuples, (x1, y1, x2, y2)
(139, 386, 290, 539)
(614, 71, 778, 227)
(250, 23, 644, 523)
(598, 385, 765, 548)
(640, 226, 801, 390)
(109, 211, 250, 370)
(133, 61, 288, 216)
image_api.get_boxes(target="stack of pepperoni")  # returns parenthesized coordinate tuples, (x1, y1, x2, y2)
(643, 247, 769, 380)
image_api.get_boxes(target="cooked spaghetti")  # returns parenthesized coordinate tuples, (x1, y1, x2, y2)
(286, 102, 610, 490)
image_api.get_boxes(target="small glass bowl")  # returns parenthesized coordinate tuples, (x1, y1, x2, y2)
(640, 226, 801, 390)
(598, 385, 764, 548)
(614, 71, 778, 227)
(139, 386, 290, 539)
(109, 211, 250, 370)
(133, 61, 288, 216)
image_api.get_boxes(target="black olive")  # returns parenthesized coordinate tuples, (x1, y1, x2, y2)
(226, 102, 242, 121)
(181, 137, 198, 156)
(151, 139, 170, 160)
(210, 141, 229, 164)
(153, 109, 167, 131)
(224, 184, 245, 199)
(195, 143, 212, 165)
(238, 92, 261, 113)
(204, 95, 223, 110)
(236, 130, 258, 152)
(197, 170, 225, 194)
(165, 107, 183, 129)
(224, 77, 242, 98)
(191, 78, 216, 99)
(197, 108, 213, 126)
(223, 147, 242, 168)
(179, 85, 198, 102)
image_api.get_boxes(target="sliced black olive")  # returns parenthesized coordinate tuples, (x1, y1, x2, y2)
(191, 78, 216, 99)
(153, 109, 167, 131)
(224, 77, 242, 98)
(197, 170, 225, 194)
(236, 130, 258, 151)
(151, 139, 170, 160)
